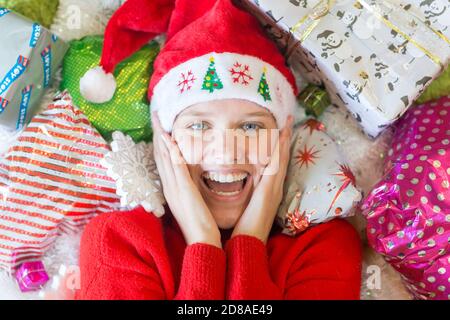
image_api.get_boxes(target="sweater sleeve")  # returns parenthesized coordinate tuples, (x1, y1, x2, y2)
(225, 219, 362, 300)
(76, 209, 226, 300)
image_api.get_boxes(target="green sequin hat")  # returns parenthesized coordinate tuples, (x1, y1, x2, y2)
(79, 0, 298, 132)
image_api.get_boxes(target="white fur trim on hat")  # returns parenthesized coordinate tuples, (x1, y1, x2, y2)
(150, 52, 297, 132)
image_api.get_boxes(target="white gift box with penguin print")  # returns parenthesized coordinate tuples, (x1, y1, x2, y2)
(238, 0, 450, 138)
(0, 8, 68, 131)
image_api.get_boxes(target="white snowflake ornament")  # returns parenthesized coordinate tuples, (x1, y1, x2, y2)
(101, 131, 166, 217)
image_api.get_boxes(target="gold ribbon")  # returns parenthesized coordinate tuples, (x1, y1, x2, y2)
(357, 0, 444, 67)
(291, 0, 334, 43)
(290, 0, 449, 68)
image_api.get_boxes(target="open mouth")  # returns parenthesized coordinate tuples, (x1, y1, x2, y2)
(201, 171, 250, 197)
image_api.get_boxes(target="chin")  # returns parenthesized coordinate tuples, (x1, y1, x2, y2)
(212, 210, 243, 230)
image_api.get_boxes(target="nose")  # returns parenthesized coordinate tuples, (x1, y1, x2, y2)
(203, 129, 245, 165)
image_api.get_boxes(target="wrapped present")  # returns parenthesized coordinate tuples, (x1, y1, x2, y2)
(0, 91, 121, 272)
(362, 95, 450, 300)
(277, 119, 362, 235)
(0, 8, 68, 131)
(60, 35, 159, 143)
(237, 0, 450, 138)
(0, 0, 60, 28)
(15, 260, 49, 292)
(297, 83, 331, 117)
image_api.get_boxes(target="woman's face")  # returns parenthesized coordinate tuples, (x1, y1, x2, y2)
(172, 99, 278, 229)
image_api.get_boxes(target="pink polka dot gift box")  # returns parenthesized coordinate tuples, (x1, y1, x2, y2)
(362, 95, 450, 300)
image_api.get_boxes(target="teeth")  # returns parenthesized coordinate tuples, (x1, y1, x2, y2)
(211, 190, 241, 196)
(203, 172, 248, 183)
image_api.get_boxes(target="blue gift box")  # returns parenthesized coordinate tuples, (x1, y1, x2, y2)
(0, 8, 68, 131)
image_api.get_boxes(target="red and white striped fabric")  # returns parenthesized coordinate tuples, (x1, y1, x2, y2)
(0, 91, 120, 272)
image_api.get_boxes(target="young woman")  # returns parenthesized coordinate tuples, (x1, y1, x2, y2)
(76, 0, 362, 300)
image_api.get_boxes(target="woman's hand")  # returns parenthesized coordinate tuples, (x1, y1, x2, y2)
(231, 116, 294, 244)
(152, 112, 222, 248)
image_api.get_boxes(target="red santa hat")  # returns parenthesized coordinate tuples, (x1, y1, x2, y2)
(80, 0, 299, 132)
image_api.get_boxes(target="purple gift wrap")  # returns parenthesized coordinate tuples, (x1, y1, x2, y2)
(15, 261, 49, 292)
(362, 95, 450, 300)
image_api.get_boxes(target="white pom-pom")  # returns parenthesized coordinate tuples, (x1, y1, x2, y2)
(79, 66, 116, 103)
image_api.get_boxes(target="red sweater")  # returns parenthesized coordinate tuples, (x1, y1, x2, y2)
(75, 206, 362, 300)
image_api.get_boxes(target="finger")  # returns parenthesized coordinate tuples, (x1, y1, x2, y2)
(151, 112, 164, 148)
(252, 166, 264, 188)
(153, 140, 175, 197)
(269, 115, 292, 164)
(154, 134, 171, 172)
(258, 116, 293, 186)
(277, 117, 293, 178)
(275, 138, 291, 187)
(275, 118, 294, 195)
(255, 134, 281, 190)
(282, 115, 294, 142)
(160, 133, 193, 189)
(153, 130, 177, 195)
(151, 111, 163, 133)
(153, 112, 194, 197)
(152, 113, 174, 161)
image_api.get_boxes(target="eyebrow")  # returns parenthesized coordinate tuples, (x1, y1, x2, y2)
(185, 111, 271, 118)
(245, 111, 272, 117)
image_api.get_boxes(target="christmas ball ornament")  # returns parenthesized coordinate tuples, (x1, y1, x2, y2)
(60, 35, 159, 142)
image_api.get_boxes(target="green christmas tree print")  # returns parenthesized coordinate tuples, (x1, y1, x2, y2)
(258, 67, 271, 101)
(202, 57, 224, 93)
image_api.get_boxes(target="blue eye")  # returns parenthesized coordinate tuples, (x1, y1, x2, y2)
(190, 121, 209, 131)
(242, 122, 261, 132)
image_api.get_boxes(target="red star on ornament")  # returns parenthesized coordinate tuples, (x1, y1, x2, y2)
(326, 163, 357, 214)
(302, 119, 325, 135)
(285, 208, 312, 235)
(295, 144, 320, 169)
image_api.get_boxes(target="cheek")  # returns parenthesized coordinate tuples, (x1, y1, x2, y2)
(186, 164, 201, 185)
(246, 130, 278, 166)
(246, 136, 268, 166)
(174, 132, 203, 164)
